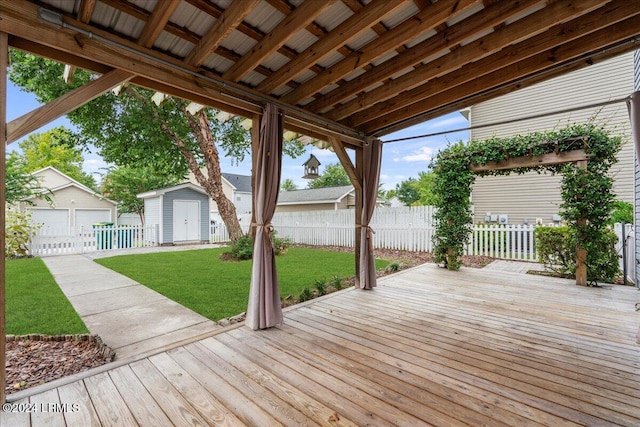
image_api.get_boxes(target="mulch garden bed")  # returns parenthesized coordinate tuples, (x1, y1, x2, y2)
(5, 335, 114, 395)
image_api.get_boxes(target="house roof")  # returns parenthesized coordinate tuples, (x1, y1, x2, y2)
(222, 173, 252, 193)
(31, 166, 118, 205)
(278, 185, 353, 205)
(137, 182, 208, 199)
(4, 1, 637, 143)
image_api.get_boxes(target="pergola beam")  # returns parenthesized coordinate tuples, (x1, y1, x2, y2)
(309, 0, 543, 115)
(332, 0, 607, 123)
(222, 0, 336, 82)
(6, 69, 134, 144)
(0, 1, 364, 146)
(257, 0, 406, 94)
(281, 0, 478, 106)
(185, 0, 259, 67)
(366, 9, 640, 135)
(328, 136, 361, 191)
(137, 0, 180, 48)
(353, 0, 639, 130)
(470, 150, 588, 172)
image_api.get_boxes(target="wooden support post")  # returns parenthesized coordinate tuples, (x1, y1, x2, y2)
(575, 159, 588, 286)
(354, 146, 364, 286)
(250, 114, 260, 240)
(1, 31, 8, 405)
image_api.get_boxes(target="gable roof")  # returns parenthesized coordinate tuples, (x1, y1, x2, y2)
(137, 182, 208, 199)
(30, 166, 118, 205)
(222, 173, 252, 193)
(278, 185, 353, 205)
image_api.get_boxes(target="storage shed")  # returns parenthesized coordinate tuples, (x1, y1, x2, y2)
(138, 183, 210, 245)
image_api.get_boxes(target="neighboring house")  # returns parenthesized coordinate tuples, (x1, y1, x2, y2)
(470, 51, 634, 225)
(137, 182, 210, 245)
(277, 186, 355, 212)
(188, 171, 252, 224)
(26, 166, 117, 231)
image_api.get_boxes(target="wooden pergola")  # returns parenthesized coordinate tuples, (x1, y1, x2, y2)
(2, 0, 640, 404)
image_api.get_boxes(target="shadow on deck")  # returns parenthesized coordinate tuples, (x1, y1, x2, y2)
(3, 264, 640, 426)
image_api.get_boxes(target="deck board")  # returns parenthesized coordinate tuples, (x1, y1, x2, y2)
(5, 264, 640, 426)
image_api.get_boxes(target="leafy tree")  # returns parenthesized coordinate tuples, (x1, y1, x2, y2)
(18, 127, 96, 189)
(280, 178, 297, 191)
(5, 152, 49, 204)
(395, 172, 436, 206)
(307, 163, 351, 189)
(415, 171, 436, 205)
(101, 166, 181, 225)
(8, 51, 303, 242)
(395, 178, 420, 206)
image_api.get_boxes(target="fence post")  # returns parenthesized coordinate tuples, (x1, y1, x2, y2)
(80, 225, 84, 254)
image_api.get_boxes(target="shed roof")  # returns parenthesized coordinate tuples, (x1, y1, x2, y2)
(278, 185, 353, 205)
(137, 182, 208, 199)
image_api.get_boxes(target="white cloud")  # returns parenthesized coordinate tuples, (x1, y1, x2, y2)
(393, 146, 434, 163)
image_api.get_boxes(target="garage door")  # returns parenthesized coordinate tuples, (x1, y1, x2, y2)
(30, 209, 70, 232)
(75, 209, 112, 230)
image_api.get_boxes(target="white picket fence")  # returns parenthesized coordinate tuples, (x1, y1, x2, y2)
(272, 206, 435, 251)
(466, 224, 537, 260)
(29, 224, 159, 256)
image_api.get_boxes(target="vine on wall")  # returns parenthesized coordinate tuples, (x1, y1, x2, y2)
(431, 124, 622, 282)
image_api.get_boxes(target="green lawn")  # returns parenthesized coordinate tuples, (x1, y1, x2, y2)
(96, 247, 389, 321)
(6, 257, 88, 335)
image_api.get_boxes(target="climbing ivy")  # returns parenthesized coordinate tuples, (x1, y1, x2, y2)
(431, 123, 622, 281)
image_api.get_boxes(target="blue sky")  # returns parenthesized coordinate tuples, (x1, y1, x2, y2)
(7, 81, 469, 191)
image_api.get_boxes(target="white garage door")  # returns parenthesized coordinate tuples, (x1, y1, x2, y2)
(75, 209, 112, 230)
(30, 209, 70, 232)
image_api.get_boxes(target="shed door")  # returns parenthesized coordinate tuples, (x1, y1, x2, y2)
(173, 200, 200, 242)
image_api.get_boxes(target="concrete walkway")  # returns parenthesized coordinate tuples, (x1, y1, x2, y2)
(42, 254, 221, 360)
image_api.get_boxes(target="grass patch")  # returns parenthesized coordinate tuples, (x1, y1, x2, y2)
(6, 258, 88, 335)
(96, 247, 389, 321)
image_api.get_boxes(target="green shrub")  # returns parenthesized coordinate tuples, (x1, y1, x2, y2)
(299, 287, 313, 302)
(6, 206, 39, 259)
(330, 275, 343, 290)
(536, 225, 620, 284)
(610, 200, 633, 225)
(313, 279, 326, 296)
(535, 226, 573, 276)
(230, 235, 253, 260)
(273, 233, 291, 255)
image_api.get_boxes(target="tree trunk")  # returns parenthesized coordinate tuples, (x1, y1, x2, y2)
(126, 87, 246, 243)
(183, 110, 244, 242)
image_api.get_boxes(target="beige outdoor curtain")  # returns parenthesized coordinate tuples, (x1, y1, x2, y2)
(358, 139, 383, 290)
(245, 103, 284, 330)
(627, 91, 640, 169)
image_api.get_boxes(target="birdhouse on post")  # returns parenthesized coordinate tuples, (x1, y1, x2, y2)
(302, 154, 321, 179)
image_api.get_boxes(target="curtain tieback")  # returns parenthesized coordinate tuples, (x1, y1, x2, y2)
(356, 224, 375, 238)
(252, 222, 274, 234)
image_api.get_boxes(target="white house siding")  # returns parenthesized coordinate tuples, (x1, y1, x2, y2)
(470, 51, 634, 224)
(35, 167, 73, 188)
(144, 197, 162, 242)
(277, 203, 338, 213)
(233, 191, 252, 215)
(634, 50, 640, 284)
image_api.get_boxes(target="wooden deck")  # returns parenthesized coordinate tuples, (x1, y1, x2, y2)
(3, 264, 640, 426)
